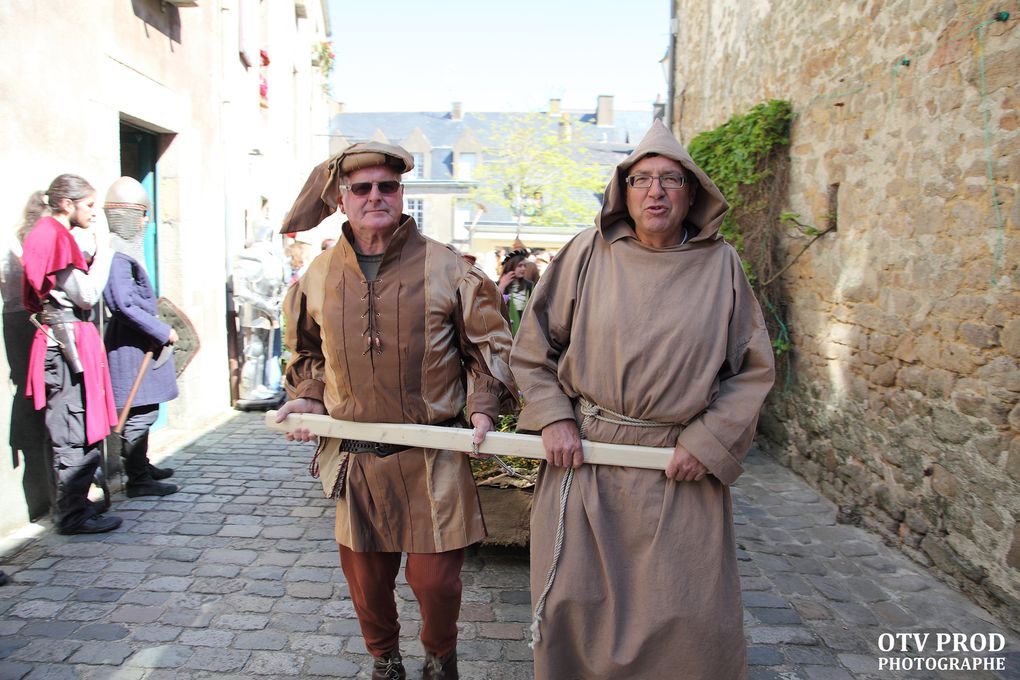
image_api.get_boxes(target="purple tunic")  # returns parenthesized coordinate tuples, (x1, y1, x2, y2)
(103, 253, 178, 408)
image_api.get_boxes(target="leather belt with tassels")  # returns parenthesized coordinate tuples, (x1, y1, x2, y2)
(339, 439, 410, 457)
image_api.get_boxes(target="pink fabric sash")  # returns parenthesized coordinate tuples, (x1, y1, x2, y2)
(26, 321, 117, 445)
(21, 217, 88, 314)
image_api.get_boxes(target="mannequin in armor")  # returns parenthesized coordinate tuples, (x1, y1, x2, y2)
(20, 174, 121, 535)
(102, 177, 180, 497)
(233, 220, 286, 407)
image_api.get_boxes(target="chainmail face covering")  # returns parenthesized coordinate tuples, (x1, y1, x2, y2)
(105, 207, 147, 264)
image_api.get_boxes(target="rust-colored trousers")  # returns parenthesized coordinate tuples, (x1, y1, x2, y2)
(339, 545, 465, 658)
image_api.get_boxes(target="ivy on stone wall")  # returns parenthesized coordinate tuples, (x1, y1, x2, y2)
(688, 99, 796, 374)
(688, 99, 793, 256)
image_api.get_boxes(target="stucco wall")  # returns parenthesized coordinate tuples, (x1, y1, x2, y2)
(672, 0, 1019, 628)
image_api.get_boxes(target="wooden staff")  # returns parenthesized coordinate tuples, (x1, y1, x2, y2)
(265, 410, 673, 470)
(114, 351, 153, 434)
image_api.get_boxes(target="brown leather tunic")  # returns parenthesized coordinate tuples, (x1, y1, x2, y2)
(284, 217, 517, 552)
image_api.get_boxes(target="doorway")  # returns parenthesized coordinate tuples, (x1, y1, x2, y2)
(119, 122, 160, 289)
(118, 121, 167, 432)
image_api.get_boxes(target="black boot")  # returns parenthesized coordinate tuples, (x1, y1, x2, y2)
(423, 650, 458, 680)
(58, 514, 123, 534)
(126, 475, 178, 497)
(371, 649, 406, 680)
(147, 463, 174, 480)
(122, 433, 178, 497)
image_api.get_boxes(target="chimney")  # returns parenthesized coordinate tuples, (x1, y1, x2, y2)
(549, 98, 561, 115)
(596, 95, 614, 127)
(330, 101, 346, 116)
(652, 94, 666, 121)
(451, 102, 463, 121)
(558, 112, 572, 141)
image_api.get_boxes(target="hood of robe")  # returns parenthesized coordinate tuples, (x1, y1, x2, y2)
(596, 118, 729, 245)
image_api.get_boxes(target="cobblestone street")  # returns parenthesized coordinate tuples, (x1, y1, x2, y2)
(0, 412, 1017, 679)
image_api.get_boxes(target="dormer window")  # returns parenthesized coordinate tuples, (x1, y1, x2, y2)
(405, 152, 425, 180)
(457, 153, 476, 181)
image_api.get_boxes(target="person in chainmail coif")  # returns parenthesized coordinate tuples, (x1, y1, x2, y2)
(102, 177, 179, 498)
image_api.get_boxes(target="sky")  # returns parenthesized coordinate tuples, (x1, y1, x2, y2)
(325, 0, 671, 114)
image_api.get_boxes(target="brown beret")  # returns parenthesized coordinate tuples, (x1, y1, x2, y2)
(281, 142, 414, 234)
(334, 142, 414, 175)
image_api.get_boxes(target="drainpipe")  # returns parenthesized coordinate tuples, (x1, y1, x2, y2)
(666, 1, 679, 137)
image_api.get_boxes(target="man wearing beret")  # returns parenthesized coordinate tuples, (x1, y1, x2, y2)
(275, 142, 517, 680)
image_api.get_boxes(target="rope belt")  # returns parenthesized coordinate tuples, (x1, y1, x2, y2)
(578, 398, 675, 430)
(530, 398, 675, 647)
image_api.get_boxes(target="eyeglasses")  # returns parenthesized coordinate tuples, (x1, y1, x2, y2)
(342, 180, 401, 196)
(625, 174, 688, 190)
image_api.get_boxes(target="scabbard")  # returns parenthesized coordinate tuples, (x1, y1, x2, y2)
(31, 313, 84, 374)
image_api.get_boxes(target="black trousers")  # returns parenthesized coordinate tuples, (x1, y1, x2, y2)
(119, 404, 159, 483)
(43, 346, 101, 531)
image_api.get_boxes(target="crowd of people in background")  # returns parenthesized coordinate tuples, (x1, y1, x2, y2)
(495, 246, 540, 336)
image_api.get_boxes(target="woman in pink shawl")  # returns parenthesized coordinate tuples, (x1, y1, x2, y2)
(21, 174, 120, 535)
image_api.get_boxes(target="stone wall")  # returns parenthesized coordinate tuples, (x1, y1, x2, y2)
(671, 0, 1019, 628)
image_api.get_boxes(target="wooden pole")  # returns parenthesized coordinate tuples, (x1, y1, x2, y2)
(265, 410, 673, 471)
(114, 351, 153, 434)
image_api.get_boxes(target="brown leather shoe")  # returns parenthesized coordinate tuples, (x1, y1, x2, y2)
(371, 650, 406, 680)
(422, 650, 458, 680)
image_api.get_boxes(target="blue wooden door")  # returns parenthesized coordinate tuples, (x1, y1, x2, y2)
(120, 124, 167, 431)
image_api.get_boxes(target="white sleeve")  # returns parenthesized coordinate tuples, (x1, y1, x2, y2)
(54, 246, 114, 310)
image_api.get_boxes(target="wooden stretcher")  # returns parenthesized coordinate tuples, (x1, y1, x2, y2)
(265, 411, 673, 471)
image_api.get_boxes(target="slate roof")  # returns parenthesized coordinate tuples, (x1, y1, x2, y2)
(328, 104, 656, 225)
(330, 108, 654, 182)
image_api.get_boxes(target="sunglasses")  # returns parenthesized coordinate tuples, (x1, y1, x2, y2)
(343, 180, 401, 196)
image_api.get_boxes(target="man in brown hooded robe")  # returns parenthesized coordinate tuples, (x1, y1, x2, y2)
(275, 142, 517, 680)
(511, 119, 775, 679)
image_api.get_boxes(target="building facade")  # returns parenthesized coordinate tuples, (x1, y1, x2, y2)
(0, 0, 332, 535)
(669, 0, 1018, 627)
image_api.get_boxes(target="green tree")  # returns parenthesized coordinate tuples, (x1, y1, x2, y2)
(472, 113, 609, 230)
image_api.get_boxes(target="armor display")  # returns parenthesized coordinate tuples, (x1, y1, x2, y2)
(232, 225, 286, 407)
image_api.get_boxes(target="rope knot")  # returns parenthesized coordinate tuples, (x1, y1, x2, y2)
(578, 397, 668, 428)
